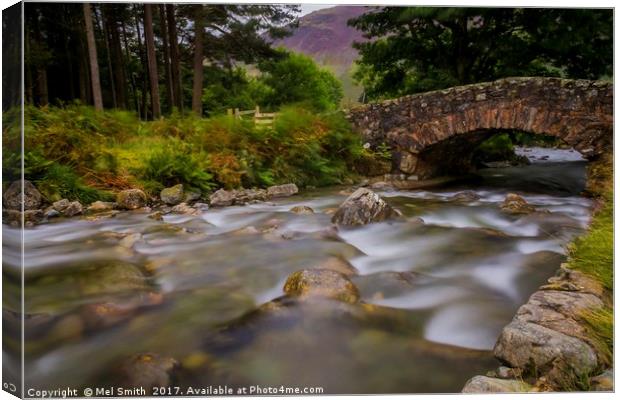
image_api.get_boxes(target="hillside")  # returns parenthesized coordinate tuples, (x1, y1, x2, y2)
(273, 6, 374, 104)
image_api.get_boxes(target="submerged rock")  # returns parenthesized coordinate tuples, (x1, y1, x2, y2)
(4, 209, 44, 227)
(462, 376, 531, 393)
(170, 202, 199, 215)
(290, 205, 314, 215)
(352, 271, 418, 300)
(160, 184, 184, 205)
(451, 190, 481, 202)
(3, 180, 42, 210)
(283, 269, 360, 303)
(87, 201, 115, 213)
(267, 183, 299, 198)
(117, 353, 179, 392)
(117, 189, 148, 210)
(309, 257, 358, 277)
(331, 188, 400, 226)
(500, 193, 536, 214)
(148, 211, 164, 221)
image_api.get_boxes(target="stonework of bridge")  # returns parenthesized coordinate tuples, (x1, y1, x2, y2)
(345, 77, 613, 179)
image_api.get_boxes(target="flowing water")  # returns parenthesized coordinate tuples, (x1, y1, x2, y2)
(4, 147, 591, 394)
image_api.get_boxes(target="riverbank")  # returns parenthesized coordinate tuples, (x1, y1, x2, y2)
(462, 153, 613, 392)
(3, 105, 379, 204)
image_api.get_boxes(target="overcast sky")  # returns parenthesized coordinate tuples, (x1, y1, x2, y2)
(300, 4, 336, 15)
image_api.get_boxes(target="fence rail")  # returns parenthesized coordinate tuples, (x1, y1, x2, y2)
(227, 106, 277, 127)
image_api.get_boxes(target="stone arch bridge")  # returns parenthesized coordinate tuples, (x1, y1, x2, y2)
(345, 77, 612, 179)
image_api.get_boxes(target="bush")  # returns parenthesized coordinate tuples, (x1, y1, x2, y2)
(15, 105, 366, 201)
(35, 164, 112, 203)
(259, 51, 343, 112)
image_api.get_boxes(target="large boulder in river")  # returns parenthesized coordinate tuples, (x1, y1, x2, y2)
(267, 183, 298, 198)
(3, 180, 42, 210)
(331, 188, 400, 226)
(283, 269, 360, 303)
(116, 189, 147, 210)
(500, 193, 536, 214)
(160, 184, 184, 205)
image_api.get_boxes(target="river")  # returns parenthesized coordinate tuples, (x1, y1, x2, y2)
(3, 147, 591, 394)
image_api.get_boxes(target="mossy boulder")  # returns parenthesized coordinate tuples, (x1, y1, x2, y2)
(160, 184, 184, 205)
(116, 189, 148, 210)
(283, 269, 360, 303)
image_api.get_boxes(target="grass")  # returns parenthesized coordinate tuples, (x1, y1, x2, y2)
(3, 104, 372, 203)
(566, 155, 613, 375)
(567, 191, 613, 290)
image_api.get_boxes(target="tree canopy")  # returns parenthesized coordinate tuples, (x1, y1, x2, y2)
(349, 7, 613, 100)
(24, 3, 301, 118)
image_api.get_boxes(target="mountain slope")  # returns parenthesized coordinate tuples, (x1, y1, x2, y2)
(273, 6, 374, 103)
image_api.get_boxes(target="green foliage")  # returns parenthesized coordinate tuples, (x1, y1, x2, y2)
(259, 51, 344, 112)
(565, 158, 613, 378)
(580, 307, 613, 367)
(511, 131, 563, 147)
(15, 104, 365, 200)
(34, 164, 112, 204)
(473, 133, 514, 163)
(350, 8, 613, 100)
(197, 51, 343, 116)
(567, 190, 613, 291)
(201, 68, 273, 116)
(139, 141, 215, 193)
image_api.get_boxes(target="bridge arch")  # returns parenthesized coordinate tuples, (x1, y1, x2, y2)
(345, 77, 612, 179)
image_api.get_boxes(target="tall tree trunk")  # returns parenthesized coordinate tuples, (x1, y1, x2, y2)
(191, 5, 205, 116)
(133, 5, 148, 119)
(100, 7, 117, 108)
(121, 22, 140, 117)
(143, 4, 161, 119)
(83, 3, 103, 111)
(105, 5, 127, 109)
(166, 4, 182, 112)
(36, 68, 48, 106)
(25, 29, 34, 104)
(159, 5, 174, 112)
